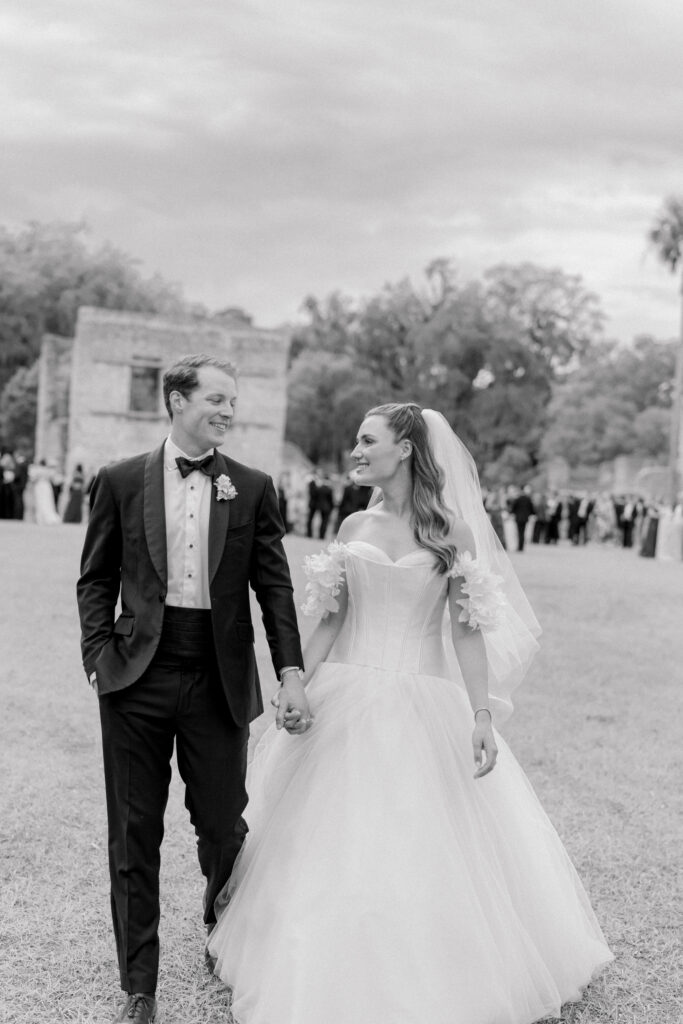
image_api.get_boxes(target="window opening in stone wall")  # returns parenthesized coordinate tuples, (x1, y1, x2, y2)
(130, 366, 161, 413)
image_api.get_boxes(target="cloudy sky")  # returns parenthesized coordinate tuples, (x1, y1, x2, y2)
(2, 0, 683, 341)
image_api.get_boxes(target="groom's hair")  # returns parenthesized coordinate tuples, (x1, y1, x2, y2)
(163, 354, 238, 418)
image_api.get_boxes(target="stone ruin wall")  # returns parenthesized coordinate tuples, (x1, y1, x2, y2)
(35, 334, 73, 465)
(40, 307, 290, 482)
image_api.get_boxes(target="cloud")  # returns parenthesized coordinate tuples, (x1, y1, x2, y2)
(0, 0, 682, 339)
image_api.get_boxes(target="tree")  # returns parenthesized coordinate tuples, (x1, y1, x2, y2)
(285, 351, 378, 468)
(540, 338, 676, 467)
(288, 293, 358, 367)
(289, 261, 607, 482)
(0, 221, 185, 392)
(633, 406, 671, 460)
(483, 263, 604, 370)
(0, 361, 38, 453)
(649, 196, 683, 503)
(355, 279, 430, 395)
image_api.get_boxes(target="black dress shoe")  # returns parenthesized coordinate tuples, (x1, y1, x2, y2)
(205, 922, 217, 975)
(204, 943, 218, 975)
(113, 993, 157, 1022)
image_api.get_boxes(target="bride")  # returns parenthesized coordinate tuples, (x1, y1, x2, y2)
(207, 403, 613, 1024)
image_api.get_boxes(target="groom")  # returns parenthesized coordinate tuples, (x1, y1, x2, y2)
(77, 354, 309, 1024)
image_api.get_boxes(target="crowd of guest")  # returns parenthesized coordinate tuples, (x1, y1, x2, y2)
(3, 447, 683, 564)
(483, 485, 683, 563)
(276, 469, 372, 539)
(0, 450, 89, 525)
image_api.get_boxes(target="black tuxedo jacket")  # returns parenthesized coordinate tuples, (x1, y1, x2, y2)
(77, 443, 303, 726)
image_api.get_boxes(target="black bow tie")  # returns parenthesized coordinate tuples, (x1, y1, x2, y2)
(175, 454, 216, 479)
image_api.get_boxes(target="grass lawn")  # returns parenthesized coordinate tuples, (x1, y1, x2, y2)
(0, 522, 681, 1024)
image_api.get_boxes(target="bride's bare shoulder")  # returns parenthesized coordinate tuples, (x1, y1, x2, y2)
(336, 507, 382, 544)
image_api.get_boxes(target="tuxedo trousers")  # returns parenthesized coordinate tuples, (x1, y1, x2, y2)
(98, 607, 249, 994)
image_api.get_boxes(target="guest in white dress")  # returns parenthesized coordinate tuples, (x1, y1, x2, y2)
(28, 460, 61, 525)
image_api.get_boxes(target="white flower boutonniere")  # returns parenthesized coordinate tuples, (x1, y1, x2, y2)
(214, 474, 237, 501)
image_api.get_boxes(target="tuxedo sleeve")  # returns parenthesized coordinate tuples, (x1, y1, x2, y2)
(76, 467, 122, 678)
(249, 476, 304, 674)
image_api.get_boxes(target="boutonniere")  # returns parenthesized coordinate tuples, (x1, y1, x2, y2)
(214, 474, 237, 501)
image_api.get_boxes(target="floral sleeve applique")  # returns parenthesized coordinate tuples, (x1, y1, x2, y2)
(301, 542, 347, 618)
(448, 551, 506, 631)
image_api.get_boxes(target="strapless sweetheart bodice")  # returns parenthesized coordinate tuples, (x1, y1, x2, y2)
(328, 541, 451, 676)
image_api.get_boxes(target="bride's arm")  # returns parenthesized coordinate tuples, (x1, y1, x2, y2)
(447, 520, 499, 779)
(301, 581, 348, 686)
(300, 514, 361, 684)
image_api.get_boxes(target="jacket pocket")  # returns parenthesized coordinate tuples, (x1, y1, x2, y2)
(235, 621, 254, 643)
(113, 614, 134, 637)
(227, 519, 254, 538)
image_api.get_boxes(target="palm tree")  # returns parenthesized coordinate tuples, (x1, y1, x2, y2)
(649, 196, 683, 506)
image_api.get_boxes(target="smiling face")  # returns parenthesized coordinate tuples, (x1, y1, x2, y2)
(168, 365, 237, 456)
(350, 414, 411, 487)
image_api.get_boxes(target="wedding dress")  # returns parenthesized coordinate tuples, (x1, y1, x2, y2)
(29, 465, 61, 525)
(208, 540, 612, 1024)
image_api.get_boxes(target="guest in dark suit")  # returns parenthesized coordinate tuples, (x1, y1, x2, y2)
(639, 502, 659, 558)
(612, 495, 625, 543)
(0, 451, 16, 518)
(484, 489, 507, 550)
(306, 472, 320, 537)
(11, 453, 28, 520)
(511, 486, 535, 552)
(531, 492, 547, 544)
(277, 472, 291, 533)
(545, 493, 562, 544)
(77, 354, 308, 1024)
(575, 494, 595, 545)
(620, 496, 636, 548)
(567, 495, 581, 545)
(316, 474, 335, 539)
(62, 463, 86, 523)
(335, 477, 372, 533)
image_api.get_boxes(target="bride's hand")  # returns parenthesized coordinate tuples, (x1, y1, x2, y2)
(272, 681, 314, 735)
(472, 718, 498, 779)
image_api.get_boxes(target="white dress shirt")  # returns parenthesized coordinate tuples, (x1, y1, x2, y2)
(164, 437, 214, 609)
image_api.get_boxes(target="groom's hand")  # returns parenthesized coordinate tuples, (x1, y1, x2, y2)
(273, 675, 313, 734)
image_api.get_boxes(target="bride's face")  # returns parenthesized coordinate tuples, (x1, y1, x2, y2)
(350, 415, 409, 486)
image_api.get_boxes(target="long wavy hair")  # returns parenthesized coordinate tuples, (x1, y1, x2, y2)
(365, 402, 456, 574)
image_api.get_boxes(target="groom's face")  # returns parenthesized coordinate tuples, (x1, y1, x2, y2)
(169, 366, 238, 455)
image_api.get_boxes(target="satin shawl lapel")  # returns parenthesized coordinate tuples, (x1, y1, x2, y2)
(143, 443, 168, 587)
(209, 451, 231, 583)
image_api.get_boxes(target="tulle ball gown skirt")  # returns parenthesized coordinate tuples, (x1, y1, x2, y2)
(208, 663, 613, 1024)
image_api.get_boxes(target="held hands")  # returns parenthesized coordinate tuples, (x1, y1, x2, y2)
(472, 708, 498, 779)
(271, 674, 314, 736)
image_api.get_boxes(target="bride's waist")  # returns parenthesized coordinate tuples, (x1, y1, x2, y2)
(325, 636, 448, 674)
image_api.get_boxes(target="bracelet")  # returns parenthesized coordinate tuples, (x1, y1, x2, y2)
(473, 707, 492, 722)
(279, 667, 303, 684)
